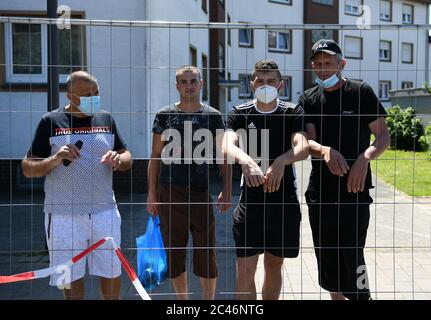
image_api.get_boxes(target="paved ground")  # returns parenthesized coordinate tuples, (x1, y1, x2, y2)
(0, 159, 430, 300)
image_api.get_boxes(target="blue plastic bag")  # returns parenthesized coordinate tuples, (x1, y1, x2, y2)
(136, 215, 167, 290)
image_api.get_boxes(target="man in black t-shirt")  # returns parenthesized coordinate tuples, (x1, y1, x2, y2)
(147, 65, 231, 300)
(21, 71, 133, 300)
(223, 60, 309, 300)
(298, 40, 391, 300)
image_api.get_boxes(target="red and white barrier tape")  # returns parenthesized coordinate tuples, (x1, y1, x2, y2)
(0, 237, 151, 300)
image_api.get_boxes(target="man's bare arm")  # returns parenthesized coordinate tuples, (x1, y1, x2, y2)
(146, 133, 165, 215)
(221, 130, 265, 187)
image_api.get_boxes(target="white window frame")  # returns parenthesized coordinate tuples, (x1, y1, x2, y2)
(379, 81, 391, 101)
(238, 74, 253, 99)
(239, 28, 253, 47)
(344, 36, 363, 59)
(4, 22, 48, 83)
(279, 76, 292, 101)
(401, 81, 414, 89)
(402, 4, 414, 24)
(345, 0, 362, 16)
(379, 40, 391, 62)
(4, 22, 83, 84)
(268, 0, 292, 5)
(268, 30, 292, 53)
(380, 0, 392, 21)
(401, 42, 414, 64)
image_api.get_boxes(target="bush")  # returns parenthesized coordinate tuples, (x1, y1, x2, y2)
(419, 124, 431, 155)
(386, 105, 425, 151)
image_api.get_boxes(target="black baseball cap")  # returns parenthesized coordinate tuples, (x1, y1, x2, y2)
(311, 39, 343, 60)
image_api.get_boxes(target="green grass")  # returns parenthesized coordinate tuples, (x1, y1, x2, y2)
(371, 149, 431, 197)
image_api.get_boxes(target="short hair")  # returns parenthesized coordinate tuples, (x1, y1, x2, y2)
(335, 53, 343, 63)
(66, 71, 99, 92)
(252, 60, 282, 81)
(175, 65, 202, 83)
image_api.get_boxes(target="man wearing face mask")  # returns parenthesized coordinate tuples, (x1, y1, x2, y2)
(223, 60, 309, 300)
(298, 40, 390, 300)
(22, 71, 133, 299)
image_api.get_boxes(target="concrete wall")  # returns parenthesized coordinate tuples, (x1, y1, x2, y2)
(340, 0, 429, 108)
(1, 0, 429, 162)
(224, 0, 304, 111)
(145, 0, 209, 154)
(0, 0, 148, 159)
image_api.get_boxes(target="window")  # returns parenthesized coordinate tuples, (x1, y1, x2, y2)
(268, 30, 292, 53)
(402, 43, 413, 63)
(239, 26, 253, 48)
(238, 74, 252, 99)
(201, 0, 208, 13)
(379, 40, 391, 62)
(58, 25, 85, 79)
(402, 4, 414, 24)
(312, 0, 334, 5)
(279, 76, 292, 101)
(380, 0, 392, 21)
(312, 30, 334, 44)
(189, 46, 197, 66)
(202, 54, 208, 101)
(344, 36, 363, 59)
(4, 22, 85, 84)
(345, 0, 362, 16)
(379, 81, 391, 101)
(402, 81, 414, 89)
(268, 0, 292, 5)
(5, 23, 46, 83)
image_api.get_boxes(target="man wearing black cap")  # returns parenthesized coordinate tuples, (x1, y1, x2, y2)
(298, 39, 391, 300)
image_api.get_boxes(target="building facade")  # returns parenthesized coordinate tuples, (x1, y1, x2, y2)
(0, 0, 429, 190)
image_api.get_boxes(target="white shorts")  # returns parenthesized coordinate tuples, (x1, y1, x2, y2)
(44, 209, 122, 287)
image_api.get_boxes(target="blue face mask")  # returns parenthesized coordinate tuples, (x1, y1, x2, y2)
(315, 73, 340, 89)
(77, 95, 101, 116)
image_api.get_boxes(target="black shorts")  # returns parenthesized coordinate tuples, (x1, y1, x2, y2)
(306, 189, 373, 300)
(233, 187, 301, 258)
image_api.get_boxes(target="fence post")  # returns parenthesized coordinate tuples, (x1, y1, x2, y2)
(47, 0, 59, 112)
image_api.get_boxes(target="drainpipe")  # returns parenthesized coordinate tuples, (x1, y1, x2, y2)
(47, 0, 59, 112)
(425, 4, 430, 85)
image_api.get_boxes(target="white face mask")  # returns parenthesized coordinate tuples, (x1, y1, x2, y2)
(315, 73, 340, 89)
(254, 85, 278, 104)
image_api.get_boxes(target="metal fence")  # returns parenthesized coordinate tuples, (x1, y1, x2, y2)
(0, 17, 430, 300)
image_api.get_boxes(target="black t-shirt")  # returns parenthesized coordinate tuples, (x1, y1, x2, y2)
(298, 79, 387, 195)
(226, 99, 305, 195)
(152, 103, 225, 188)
